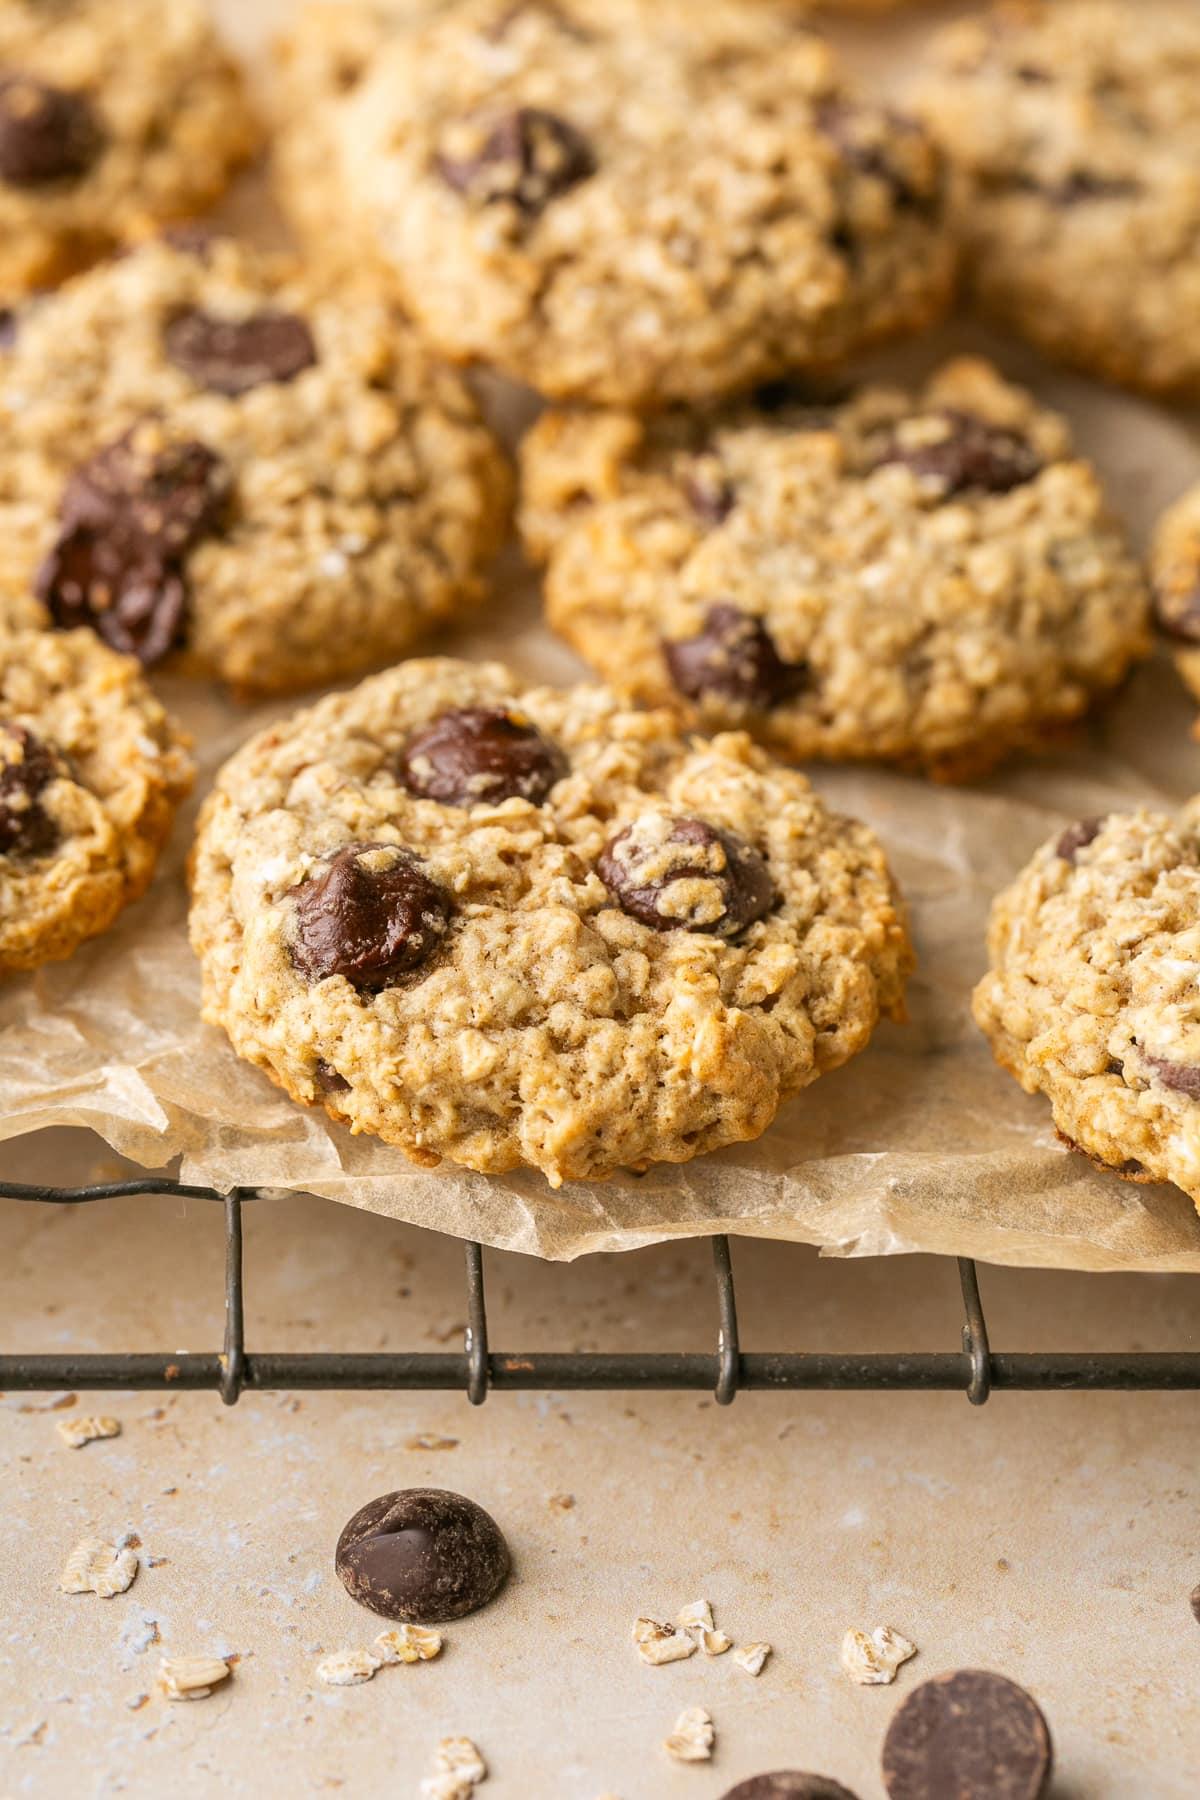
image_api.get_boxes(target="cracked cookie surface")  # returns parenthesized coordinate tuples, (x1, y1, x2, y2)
(919, 0, 1200, 399)
(0, 0, 257, 293)
(522, 357, 1149, 780)
(275, 0, 953, 407)
(189, 657, 912, 1186)
(0, 236, 511, 695)
(0, 625, 192, 972)
(974, 807, 1200, 1213)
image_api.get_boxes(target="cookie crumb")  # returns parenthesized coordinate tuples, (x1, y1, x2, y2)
(158, 1656, 231, 1701)
(59, 1537, 139, 1598)
(548, 1492, 575, 1511)
(634, 1616, 697, 1666)
(406, 1433, 459, 1452)
(841, 1625, 917, 1686)
(315, 1648, 382, 1687)
(375, 1624, 442, 1664)
(663, 1705, 714, 1763)
(55, 1415, 121, 1449)
(733, 1641, 772, 1676)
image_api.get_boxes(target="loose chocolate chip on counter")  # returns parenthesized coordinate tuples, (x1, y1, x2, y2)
(437, 106, 595, 215)
(721, 1777, 861, 1800)
(0, 723, 65, 858)
(1143, 1054, 1200, 1101)
(599, 815, 775, 938)
(0, 73, 104, 187)
(163, 307, 318, 397)
(37, 430, 230, 665)
(1055, 816, 1104, 862)
(868, 409, 1042, 498)
(882, 1670, 1052, 1800)
(288, 843, 453, 992)
(663, 603, 809, 710)
(335, 1488, 510, 1623)
(397, 706, 567, 808)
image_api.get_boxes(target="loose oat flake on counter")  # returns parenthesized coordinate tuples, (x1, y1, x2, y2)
(59, 1536, 139, 1598)
(664, 1705, 715, 1764)
(55, 1414, 121, 1448)
(840, 1625, 917, 1686)
(158, 1655, 231, 1702)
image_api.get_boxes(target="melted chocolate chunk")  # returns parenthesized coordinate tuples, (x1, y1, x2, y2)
(288, 843, 453, 992)
(721, 1778, 861, 1800)
(1144, 1054, 1200, 1101)
(0, 73, 104, 187)
(164, 307, 318, 397)
(599, 815, 775, 938)
(335, 1487, 510, 1623)
(314, 1058, 349, 1094)
(0, 722, 64, 858)
(0, 307, 16, 348)
(37, 431, 229, 665)
(869, 409, 1042, 497)
(683, 465, 736, 526)
(882, 1670, 1052, 1800)
(663, 603, 809, 710)
(437, 106, 595, 215)
(1055, 817, 1104, 863)
(398, 706, 566, 808)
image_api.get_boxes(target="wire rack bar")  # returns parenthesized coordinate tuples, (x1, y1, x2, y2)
(2, 1180, 1198, 1405)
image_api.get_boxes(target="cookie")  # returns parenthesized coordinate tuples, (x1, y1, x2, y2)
(0, 235, 511, 695)
(274, 0, 953, 407)
(0, 0, 257, 294)
(0, 625, 192, 973)
(919, 1, 1200, 400)
(1151, 485, 1200, 711)
(522, 357, 1149, 781)
(973, 807, 1200, 1212)
(189, 657, 912, 1186)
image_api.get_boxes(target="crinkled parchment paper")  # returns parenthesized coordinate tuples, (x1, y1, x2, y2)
(4, 2, 1200, 1267)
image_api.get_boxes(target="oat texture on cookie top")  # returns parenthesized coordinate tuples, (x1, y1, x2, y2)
(974, 808, 1200, 1214)
(0, 0, 258, 293)
(273, 0, 954, 407)
(521, 358, 1150, 781)
(188, 658, 913, 1187)
(0, 234, 511, 696)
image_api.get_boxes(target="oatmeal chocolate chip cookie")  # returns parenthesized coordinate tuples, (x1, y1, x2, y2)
(973, 807, 1200, 1212)
(0, 235, 511, 695)
(0, 625, 192, 972)
(522, 357, 1149, 781)
(274, 0, 953, 407)
(0, 0, 257, 294)
(1151, 485, 1200, 711)
(919, 1, 1200, 400)
(189, 657, 912, 1186)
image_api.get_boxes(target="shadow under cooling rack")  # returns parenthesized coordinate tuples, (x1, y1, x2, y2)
(2, 1178, 1198, 1406)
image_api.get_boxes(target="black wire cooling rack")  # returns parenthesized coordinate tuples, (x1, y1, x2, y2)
(2, 1177, 1199, 1407)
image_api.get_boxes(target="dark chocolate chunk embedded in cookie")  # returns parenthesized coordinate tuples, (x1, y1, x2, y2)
(600, 815, 775, 938)
(0, 722, 66, 858)
(882, 1669, 1052, 1800)
(0, 73, 104, 188)
(721, 1778, 861, 1800)
(1055, 817, 1104, 863)
(398, 706, 566, 807)
(664, 604, 809, 709)
(868, 410, 1042, 497)
(335, 1487, 510, 1623)
(163, 307, 318, 397)
(288, 843, 453, 992)
(436, 106, 596, 215)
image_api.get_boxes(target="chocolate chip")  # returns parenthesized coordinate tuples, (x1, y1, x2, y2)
(1190, 1584, 1200, 1625)
(683, 465, 736, 526)
(0, 723, 65, 858)
(663, 603, 809, 710)
(599, 815, 775, 938)
(869, 410, 1042, 497)
(1043, 171, 1138, 207)
(1143, 1054, 1200, 1101)
(0, 74, 104, 187)
(163, 307, 318, 397)
(881, 1670, 1052, 1800)
(437, 107, 595, 216)
(37, 430, 229, 665)
(721, 1777, 861, 1800)
(816, 99, 933, 211)
(1055, 817, 1104, 862)
(0, 307, 16, 348)
(335, 1488, 510, 1623)
(1153, 579, 1200, 644)
(314, 1058, 349, 1094)
(397, 706, 566, 808)
(288, 843, 453, 992)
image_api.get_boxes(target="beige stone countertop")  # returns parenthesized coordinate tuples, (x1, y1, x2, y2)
(2, 1129, 1199, 1797)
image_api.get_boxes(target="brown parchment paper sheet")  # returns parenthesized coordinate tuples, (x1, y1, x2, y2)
(4, 0, 1200, 1269)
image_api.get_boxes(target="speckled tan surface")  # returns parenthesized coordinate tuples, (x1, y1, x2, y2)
(2, 1131, 1200, 1797)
